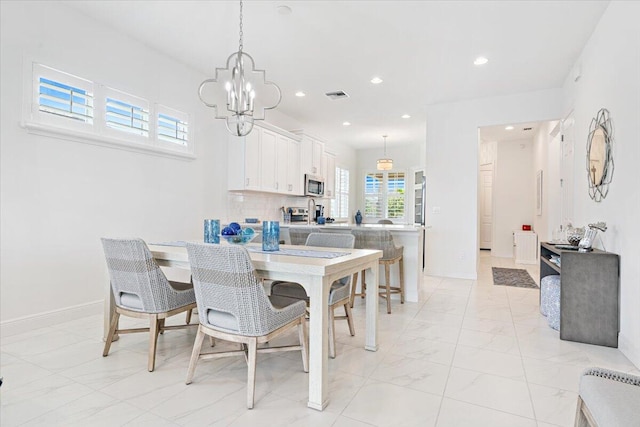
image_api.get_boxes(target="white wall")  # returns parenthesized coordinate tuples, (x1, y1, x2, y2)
(492, 139, 534, 258)
(532, 121, 562, 242)
(561, 1, 640, 367)
(425, 89, 563, 278)
(0, 2, 228, 327)
(355, 143, 424, 224)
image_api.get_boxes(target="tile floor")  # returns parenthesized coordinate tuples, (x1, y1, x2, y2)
(1, 252, 638, 426)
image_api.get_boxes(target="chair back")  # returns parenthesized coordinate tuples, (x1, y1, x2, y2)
(350, 229, 403, 260)
(289, 227, 317, 245)
(377, 219, 393, 224)
(305, 232, 355, 250)
(185, 243, 284, 336)
(101, 238, 174, 313)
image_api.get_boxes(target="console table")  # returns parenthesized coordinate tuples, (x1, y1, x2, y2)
(540, 242, 619, 347)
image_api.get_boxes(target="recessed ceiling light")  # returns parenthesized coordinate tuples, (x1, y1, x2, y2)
(401, 114, 411, 119)
(342, 121, 351, 126)
(505, 125, 514, 130)
(474, 56, 489, 66)
(295, 91, 305, 97)
(277, 5, 292, 15)
(370, 77, 383, 84)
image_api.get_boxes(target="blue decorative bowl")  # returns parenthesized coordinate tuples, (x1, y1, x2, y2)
(222, 234, 256, 245)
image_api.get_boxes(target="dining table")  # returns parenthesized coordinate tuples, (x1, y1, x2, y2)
(103, 240, 382, 411)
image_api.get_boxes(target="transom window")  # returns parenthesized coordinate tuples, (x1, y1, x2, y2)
(38, 77, 94, 124)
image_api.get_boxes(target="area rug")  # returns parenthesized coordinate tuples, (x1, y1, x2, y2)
(492, 267, 538, 288)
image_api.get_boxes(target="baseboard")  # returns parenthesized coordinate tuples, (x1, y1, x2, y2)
(0, 300, 103, 337)
(618, 332, 640, 370)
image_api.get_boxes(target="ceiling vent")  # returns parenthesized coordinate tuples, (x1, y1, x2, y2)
(523, 127, 533, 131)
(325, 90, 349, 100)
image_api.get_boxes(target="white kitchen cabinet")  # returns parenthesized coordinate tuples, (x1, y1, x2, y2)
(228, 129, 261, 191)
(298, 133, 324, 177)
(323, 152, 336, 198)
(228, 123, 302, 195)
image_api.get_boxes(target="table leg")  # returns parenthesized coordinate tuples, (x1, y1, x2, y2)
(307, 275, 329, 411)
(365, 261, 379, 351)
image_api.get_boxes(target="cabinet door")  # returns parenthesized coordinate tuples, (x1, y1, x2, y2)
(260, 129, 278, 192)
(312, 139, 324, 175)
(244, 130, 261, 190)
(325, 153, 336, 198)
(276, 135, 289, 193)
(285, 138, 301, 194)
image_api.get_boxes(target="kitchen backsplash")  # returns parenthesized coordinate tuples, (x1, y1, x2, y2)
(227, 192, 325, 223)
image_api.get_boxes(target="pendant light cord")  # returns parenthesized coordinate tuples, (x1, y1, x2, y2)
(238, 1, 244, 53)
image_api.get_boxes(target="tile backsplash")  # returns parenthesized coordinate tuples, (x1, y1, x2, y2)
(227, 192, 322, 223)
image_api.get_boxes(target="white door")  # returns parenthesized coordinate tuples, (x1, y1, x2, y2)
(479, 165, 493, 250)
(561, 112, 575, 226)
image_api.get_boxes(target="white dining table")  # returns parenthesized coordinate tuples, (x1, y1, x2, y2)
(104, 241, 382, 411)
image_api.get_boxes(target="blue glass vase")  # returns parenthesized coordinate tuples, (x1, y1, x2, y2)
(204, 219, 220, 244)
(262, 221, 280, 251)
(355, 210, 363, 225)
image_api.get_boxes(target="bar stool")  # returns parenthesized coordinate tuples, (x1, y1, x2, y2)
(349, 229, 404, 314)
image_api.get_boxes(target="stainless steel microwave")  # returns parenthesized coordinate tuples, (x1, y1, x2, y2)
(304, 174, 325, 197)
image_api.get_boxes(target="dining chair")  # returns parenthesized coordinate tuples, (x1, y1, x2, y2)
(288, 227, 317, 245)
(270, 232, 356, 358)
(377, 219, 393, 224)
(349, 229, 404, 314)
(101, 238, 197, 372)
(184, 243, 308, 409)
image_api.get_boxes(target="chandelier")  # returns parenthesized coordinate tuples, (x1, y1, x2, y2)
(198, 1, 282, 137)
(377, 135, 393, 170)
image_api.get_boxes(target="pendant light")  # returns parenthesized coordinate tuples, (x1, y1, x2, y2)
(377, 135, 393, 170)
(198, 1, 282, 137)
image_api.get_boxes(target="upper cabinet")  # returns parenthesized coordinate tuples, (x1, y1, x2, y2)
(296, 133, 325, 177)
(323, 152, 336, 198)
(228, 123, 302, 196)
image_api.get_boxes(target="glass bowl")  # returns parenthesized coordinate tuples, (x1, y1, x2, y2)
(222, 234, 256, 245)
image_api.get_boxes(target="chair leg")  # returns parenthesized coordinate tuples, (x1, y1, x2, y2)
(185, 325, 206, 384)
(103, 312, 120, 357)
(344, 303, 355, 336)
(298, 318, 309, 373)
(385, 264, 392, 314)
(148, 314, 160, 372)
(399, 257, 405, 304)
(185, 309, 192, 324)
(246, 338, 258, 409)
(350, 272, 358, 308)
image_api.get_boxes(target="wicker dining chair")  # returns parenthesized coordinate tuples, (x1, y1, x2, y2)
(349, 229, 404, 314)
(101, 238, 196, 372)
(269, 232, 356, 358)
(184, 243, 308, 409)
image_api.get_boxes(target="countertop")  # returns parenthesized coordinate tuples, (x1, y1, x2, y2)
(280, 223, 425, 232)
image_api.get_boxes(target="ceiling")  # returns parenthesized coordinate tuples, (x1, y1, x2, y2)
(61, 1, 609, 149)
(480, 121, 549, 143)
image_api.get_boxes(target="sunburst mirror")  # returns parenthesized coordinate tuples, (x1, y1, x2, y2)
(586, 108, 614, 202)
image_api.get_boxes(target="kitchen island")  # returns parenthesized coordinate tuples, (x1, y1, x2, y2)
(280, 223, 425, 302)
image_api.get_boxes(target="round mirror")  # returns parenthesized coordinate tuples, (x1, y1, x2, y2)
(586, 108, 614, 202)
(589, 126, 607, 186)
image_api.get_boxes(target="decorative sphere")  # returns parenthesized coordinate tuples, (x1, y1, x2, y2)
(242, 227, 255, 236)
(229, 222, 242, 233)
(221, 226, 236, 236)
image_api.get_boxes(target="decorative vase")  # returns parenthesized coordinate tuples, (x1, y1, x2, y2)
(204, 219, 220, 244)
(262, 221, 280, 251)
(355, 210, 362, 225)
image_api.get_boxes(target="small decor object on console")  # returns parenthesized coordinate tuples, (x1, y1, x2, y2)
(355, 210, 363, 225)
(566, 225, 585, 246)
(579, 221, 607, 253)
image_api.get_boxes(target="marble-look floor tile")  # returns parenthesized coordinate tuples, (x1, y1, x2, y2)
(391, 335, 457, 365)
(452, 345, 525, 380)
(457, 329, 520, 355)
(124, 412, 181, 426)
(522, 357, 586, 392)
(343, 380, 441, 427)
(528, 383, 578, 426)
(436, 398, 536, 427)
(444, 367, 534, 418)
(461, 316, 516, 337)
(402, 319, 460, 344)
(370, 353, 450, 396)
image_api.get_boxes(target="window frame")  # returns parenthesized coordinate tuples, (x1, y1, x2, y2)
(362, 169, 407, 223)
(23, 61, 195, 160)
(331, 165, 350, 220)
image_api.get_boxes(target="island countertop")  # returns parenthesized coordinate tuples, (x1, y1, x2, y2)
(280, 223, 424, 232)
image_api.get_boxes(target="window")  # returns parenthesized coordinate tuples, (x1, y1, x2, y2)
(331, 166, 350, 219)
(26, 63, 193, 158)
(363, 171, 406, 221)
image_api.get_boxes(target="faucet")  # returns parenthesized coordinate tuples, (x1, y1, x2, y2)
(307, 198, 316, 225)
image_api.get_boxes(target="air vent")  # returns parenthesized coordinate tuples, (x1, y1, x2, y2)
(523, 127, 533, 131)
(325, 90, 349, 100)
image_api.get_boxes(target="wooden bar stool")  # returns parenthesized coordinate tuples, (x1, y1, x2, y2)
(349, 229, 404, 314)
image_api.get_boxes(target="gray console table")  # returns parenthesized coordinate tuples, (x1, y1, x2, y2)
(540, 242, 620, 347)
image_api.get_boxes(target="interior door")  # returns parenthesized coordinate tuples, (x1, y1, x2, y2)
(479, 165, 493, 250)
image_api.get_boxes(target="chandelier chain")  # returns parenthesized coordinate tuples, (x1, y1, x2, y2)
(238, 1, 244, 53)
